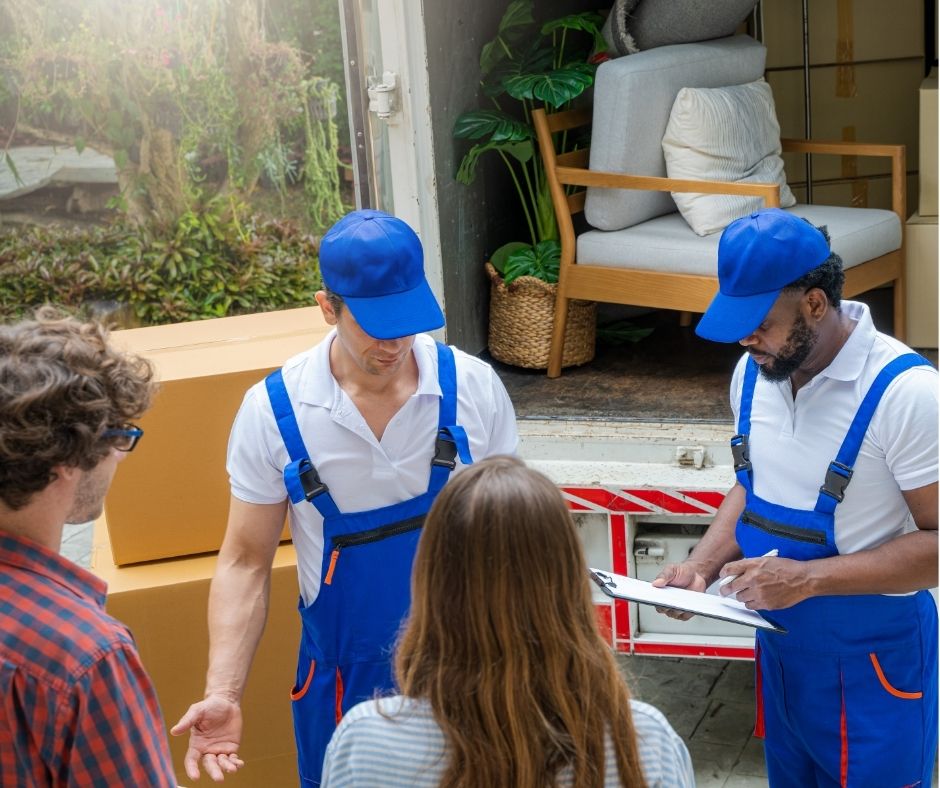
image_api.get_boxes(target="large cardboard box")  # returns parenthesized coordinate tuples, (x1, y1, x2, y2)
(919, 69, 938, 216)
(762, 0, 925, 69)
(92, 515, 302, 788)
(106, 308, 331, 565)
(904, 212, 938, 348)
(768, 58, 924, 184)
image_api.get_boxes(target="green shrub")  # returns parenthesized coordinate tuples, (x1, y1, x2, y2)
(0, 209, 322, 326)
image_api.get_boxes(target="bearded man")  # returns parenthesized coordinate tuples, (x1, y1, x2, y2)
(654, 208, 938, 787)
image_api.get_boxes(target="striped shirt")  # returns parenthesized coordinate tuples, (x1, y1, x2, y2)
(322, 696, 695, 787)
(0, 533, 177, 787)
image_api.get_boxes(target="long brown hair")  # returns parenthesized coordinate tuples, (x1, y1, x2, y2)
(395, 456, 646, 787)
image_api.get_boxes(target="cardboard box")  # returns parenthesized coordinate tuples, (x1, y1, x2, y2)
(105, 308, 331, 565)
(919, 69, 938, 216)
(768, 58, 924, 184)
(763, 0, 925, 69)
(787, 174, 896, 211)
(904, 212, 938, 348)
(92, 515, 303, 788)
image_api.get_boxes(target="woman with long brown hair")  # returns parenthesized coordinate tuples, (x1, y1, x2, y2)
(321, 456, 693, 787)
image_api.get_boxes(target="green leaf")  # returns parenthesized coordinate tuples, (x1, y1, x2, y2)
(504, 140, 533, 165)
(490, 241, 531, 274)
(479, 0, 536, 76)
(485, 39, 554, 98)
(113, 149, 129, 170)
(503, 239, 560, 285)
(74, 136, 86, 155)
(504, 65, 594, 108)
(597, 320, 655, 345)
(456, 139, 531, 185)
(453, 110, 532, 143)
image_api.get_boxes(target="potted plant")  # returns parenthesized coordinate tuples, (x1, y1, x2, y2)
(454, 0, 605, 369)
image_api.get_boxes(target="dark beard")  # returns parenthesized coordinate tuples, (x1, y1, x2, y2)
(755, 313, 815, 382)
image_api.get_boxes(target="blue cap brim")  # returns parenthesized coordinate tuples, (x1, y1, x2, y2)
(343, 278, 445, 340)
(695, 288, 781, 343)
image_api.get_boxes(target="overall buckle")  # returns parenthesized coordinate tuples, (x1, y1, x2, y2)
(298, 460, 329, 501)
(819, 461, 854, 503)
(730, 434, 751, 473)
(432, 434, 458, 469)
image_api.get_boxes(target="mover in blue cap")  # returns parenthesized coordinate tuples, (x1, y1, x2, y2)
(173, 209, 518, 785)
(655, 208, 938, 786)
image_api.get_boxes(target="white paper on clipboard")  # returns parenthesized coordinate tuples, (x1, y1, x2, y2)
(589, 568, 786, 633)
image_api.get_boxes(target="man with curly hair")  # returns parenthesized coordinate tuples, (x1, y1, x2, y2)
(655, 209, 938, 787)
(0, 309, 178, 787)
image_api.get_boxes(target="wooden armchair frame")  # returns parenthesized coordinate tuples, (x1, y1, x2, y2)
(533, 106, 907, 378)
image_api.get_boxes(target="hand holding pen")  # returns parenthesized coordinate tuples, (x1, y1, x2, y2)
(717, 548, 779, 591)
(716, 548, 816, 610)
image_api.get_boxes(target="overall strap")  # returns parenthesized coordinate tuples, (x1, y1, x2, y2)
(427, 342, 473, 495)
(815, 353, 930, 514)
(264, 370, 341, 518)
(732, 357, 760, 491)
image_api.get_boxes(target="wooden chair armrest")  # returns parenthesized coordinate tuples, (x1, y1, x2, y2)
(781, 138, 904, 158)
(555, 166, 782, 207)
(780, 139, 906, 223)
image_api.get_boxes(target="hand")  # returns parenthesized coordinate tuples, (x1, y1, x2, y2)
(651, 562, 707, 620)
(171, 695, 245, 782)
(718, 555, 810, 610)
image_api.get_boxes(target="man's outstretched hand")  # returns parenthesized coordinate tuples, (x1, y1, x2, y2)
(171, 694, 245, 782)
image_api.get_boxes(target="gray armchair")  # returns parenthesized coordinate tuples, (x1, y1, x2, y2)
(534, 35, 905, 378)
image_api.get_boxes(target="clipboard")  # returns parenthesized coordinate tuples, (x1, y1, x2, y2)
(589, 568, 786, 634)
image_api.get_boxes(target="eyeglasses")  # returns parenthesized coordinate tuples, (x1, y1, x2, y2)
(102, 423, 144, 452)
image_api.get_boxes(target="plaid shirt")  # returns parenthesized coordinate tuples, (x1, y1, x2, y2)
(0, 532, 176, 787)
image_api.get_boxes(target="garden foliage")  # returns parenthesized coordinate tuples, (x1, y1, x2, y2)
(1, 0, 345, 230)
(0, 206, 321, 326)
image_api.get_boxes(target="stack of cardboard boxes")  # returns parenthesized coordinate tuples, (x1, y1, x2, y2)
(93, 307, 332, 787)
(762, 1, 936, 347)
(762, 0, 926, 211)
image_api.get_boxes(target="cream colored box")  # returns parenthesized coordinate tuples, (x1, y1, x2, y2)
(919, 69, 938, 216)
(905, 212, 938, 348)
(91, 515, 302, 788)
(769, 59, 924, 185)
(105, 307, 331, 565)
(763, 0, 924, 69)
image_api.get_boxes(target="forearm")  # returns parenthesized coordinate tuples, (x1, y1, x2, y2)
(685, 483, 746, 584)
(204, 555, 271, 702)
(805, 529, 938, 596)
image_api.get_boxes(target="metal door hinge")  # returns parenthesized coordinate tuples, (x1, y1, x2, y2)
(367, 71, 399, 120)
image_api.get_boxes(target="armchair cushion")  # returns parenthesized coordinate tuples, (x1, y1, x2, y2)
(662, 79, 796, 236)
(586, 35, 766, 232)
(576, 205, 901, 276)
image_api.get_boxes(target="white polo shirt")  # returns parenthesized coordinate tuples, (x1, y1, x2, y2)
(227, 332, 519, 604)
(730, 300, 938, 555)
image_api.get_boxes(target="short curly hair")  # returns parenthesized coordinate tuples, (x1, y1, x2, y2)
(0, 308, 156, 510)
(781, 224, 845, 309)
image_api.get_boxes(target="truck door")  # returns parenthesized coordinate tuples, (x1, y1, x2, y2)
(338, 0, 446, 327)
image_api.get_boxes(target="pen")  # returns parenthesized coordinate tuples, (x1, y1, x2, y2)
(717, 549, 779, 588)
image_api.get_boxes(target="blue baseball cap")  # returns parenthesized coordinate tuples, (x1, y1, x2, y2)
(695, 209, 831, 343)
(318, 209, 445, 340)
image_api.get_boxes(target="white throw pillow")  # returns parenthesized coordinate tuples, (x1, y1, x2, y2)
(662, 79, 796, 236)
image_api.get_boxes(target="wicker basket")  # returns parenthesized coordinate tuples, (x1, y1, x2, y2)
(486, 262, 596, 369)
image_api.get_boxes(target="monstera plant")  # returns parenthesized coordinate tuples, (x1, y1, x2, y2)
(454, 0, 604, 285)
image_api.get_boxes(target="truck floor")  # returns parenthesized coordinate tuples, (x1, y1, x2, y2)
(493, 291, 934, 423)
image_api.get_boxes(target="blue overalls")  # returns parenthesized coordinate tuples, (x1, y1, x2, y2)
(264, 342, 472, 786)
(732, 353, 938, 787)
